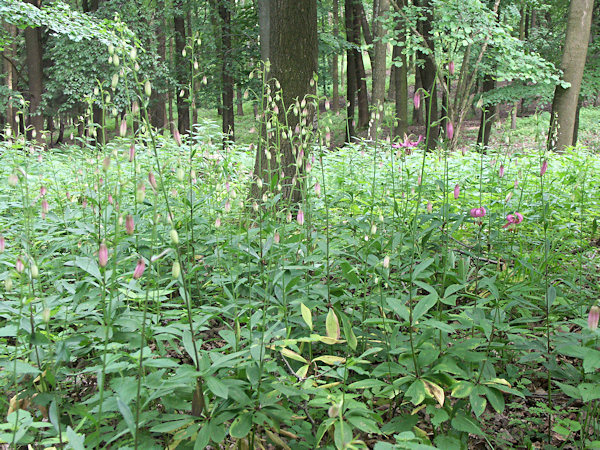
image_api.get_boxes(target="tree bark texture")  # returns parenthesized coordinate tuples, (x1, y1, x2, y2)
(548, 0, 594, 151)
(332, 0, 340, 113)
(417, 0, 438, 149)
(3, 23, 18, 137)
(252, 0, 318, 205)
(150, 2, 168, 130)
(219, 0, 235, 142)
(345, 0, 357, 141)
(174, 3, 190, 134)
(352, 0, 369, 128)
(393, 43, 408, 138)
(477, 74, 496, 148)
(24, 0, 44, 143)
(369, 0, 390, 138)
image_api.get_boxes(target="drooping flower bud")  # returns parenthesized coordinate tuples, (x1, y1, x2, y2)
(30, 263, 39, 279)
(453, 184, 460, 199)
(448, 61, 455, 75)
(15, 256, 24, 273)
(170, 229, 179, 245)
(297, 209, 305, 226)
(413, 92, 421, 110)
(499, 164, 505, 178)
(383, 255, 390, 269)
(136, 182, 146, 203)
(540, 159, 548, 177)
(8, 174, 18, 187)
(120, 119, 127, 137)
(125, 214, 135, 235)
(173, 128, 182, 146)
(588, 306, 600, 331)
(0, 235, 5, 253)
(446, 121, 454, 140)
(172, 261, 181, 279)
(128, 143, 135, 162)
(99, 243, 108, 268)
(148, 172, 157, 191)
(133, 258, 146, 279)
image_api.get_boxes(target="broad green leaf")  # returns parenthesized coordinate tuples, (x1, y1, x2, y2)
(579, 383, 600, 402)
(406, 379, 427, 405)
(194, 424, 211, 449)
(451, 381, 474, 398)
(469, 392, 487, 418)
(117, 397, 136, 438)
(340, 313, 357, 351)
(300, 303, 313, 330)
(206, 376, 229, 399)
(413, 293, 439, 322)
(485, 387, 505, 413)
(229, 412, 253, 438)
(334, 420, 353, 449)
(451, 415, 484, 436)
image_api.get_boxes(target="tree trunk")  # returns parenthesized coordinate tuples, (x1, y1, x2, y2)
(477, 74, 496, 148)
(393, 27, 408, 139)
(150, 2, 167, 130)
(24, 0, 44, 143)
(352, 0, 369, 128)
(332, 0, 340, 113)
(412, 65, 423, 125)
(252, 0, 317, 205)
(369, 0, 390, 138)
(3, 23, 18, 137)
(219, 0, 234, 142)
(236, 86, 244, 115)
(355, 0, 374, 65)
(345, 0, 357, 140)
(174, 2, 190, 134)
(548, 0, 594, 151)
(417, 0, 438, 149)
(258, 0, 270, 64)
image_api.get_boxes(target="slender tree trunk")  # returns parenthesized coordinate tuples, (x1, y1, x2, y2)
(417, 0, 438, 149)
(477, 75, 496, 147)
(345, 0, 357, 141)
(548, 0, 594, 151)
(150, 3, 167, 130)
(236, 86, 244, 115)
(355, 0, 374, 64)
(332, 0, 340, 113)
(252, 0, 317, 204)
(352, 0, 369, 128)
(258, 0, 270, 64)
(412, 65, 423, 125)
(219, 0, 234, 142)
(24, 0, 44, 143)
(3, 23, 18, 137)
(369, 0, 390, 138)
(174, 2, 190, 134)
(393, 13, 408, 139)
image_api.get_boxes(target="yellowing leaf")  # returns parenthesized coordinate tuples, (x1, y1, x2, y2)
(313, 355, 346, 365)
(424, 380, 445, 406)
(280, 348, 308, 363)
(326, 308, 340, 340)
(300, 303, 313, 330)
(296, 364, 309, 379)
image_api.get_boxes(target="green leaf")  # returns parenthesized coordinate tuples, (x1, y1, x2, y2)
(66, 426, 86, 450)
(194, 424, 211, 450)
(229, 412, 253, 438)
(117, 397, 136, 438)
(280, 347, 308, 363)
(340, 313, 357, 351)
(451, 414, 485, 436)
(182, 330, 198, 366)
(451, 381, 474, 398)
(326, 308, 340, 340)
(405, 379, 427, 405)
(300, 303, 313, 330)
(413, 293, 438, 322)
(469, 392, 487, 418)
(334, 420, 353, 449)
(206, 376, 229, 399)
(485, 387, 505, 413)
(579, 383, 600, 402)
(340, 261, 360, 285)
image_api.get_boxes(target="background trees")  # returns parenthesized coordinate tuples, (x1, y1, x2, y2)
(0, 0, 598, 153)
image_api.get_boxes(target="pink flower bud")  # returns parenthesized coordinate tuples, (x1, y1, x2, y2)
(40, 186, 47, 197)
(0, 235, 5, 253)
(427, 201, 432, 213)
(120, 119, 127, 137)
(108, 194, 114, 204)
(133, 258, 146, 279)
(129, 143, 135, 162)
(99, 243, 108, 268)
(173, 128, 182, 146)
(8, 174, 18, 187)
(15, 256, 24, 273)
(125, 214, 135, 235)
(215, 217, 221, 228)
(588, 305, 600, 331)
(102, 156, 111, 172)
(148, 172, 157, 190)
(315, 181, 321, 197)
(41, 199, 49, 214)
(499, 164, 505, 178)
(297, 209, 304, 226)
(448, 61, 455, 75)
(413, 92, 421, 110)
(274, 232, 280, 244)
(224, 200, 231, 212)
(446, 121, 454, 140)
(383, 255, 390, 269)
(540, 159, 548, 177)
(453, 184, 460, 199)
